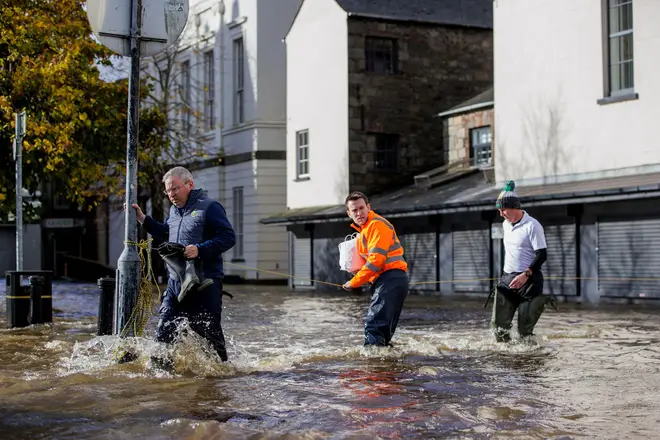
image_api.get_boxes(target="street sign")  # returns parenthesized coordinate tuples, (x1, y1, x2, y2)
(86, 0, 189, 57)
(43, 218, 86, 229)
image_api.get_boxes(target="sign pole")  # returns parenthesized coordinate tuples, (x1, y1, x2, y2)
(14, 111, 26, 272)
(114, 0, 143, 336)
(86, 0, 189, 337)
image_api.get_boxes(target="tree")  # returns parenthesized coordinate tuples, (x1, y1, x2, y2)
(0, 0, 126, 218)
(0, 0, 170, 222)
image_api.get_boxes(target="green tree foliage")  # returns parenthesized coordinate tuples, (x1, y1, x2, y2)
(0, 0, 167, 218)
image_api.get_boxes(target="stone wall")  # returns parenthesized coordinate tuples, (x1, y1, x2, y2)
(347, 18, 493, 195)
(445, 107, 494, 167)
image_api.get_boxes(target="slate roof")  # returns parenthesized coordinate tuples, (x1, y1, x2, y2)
(437, 87, 494, 117)
(335, 0, 493, 28)
(260, 170, 660, 225)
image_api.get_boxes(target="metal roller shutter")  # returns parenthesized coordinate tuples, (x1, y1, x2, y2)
(452, 226, 490, 293)
(598, 218, 660, 298)
(542, 222, 577, 296)
(293, 236, 312, 286)
(399, 232, 436, 288)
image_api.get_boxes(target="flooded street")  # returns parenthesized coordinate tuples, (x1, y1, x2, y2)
(1, 281, 660, 439)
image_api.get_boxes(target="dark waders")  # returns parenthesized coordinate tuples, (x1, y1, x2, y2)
(488, 271, 556, 342)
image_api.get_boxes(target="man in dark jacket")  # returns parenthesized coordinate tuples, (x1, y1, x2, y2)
(128, 166, 235, 362)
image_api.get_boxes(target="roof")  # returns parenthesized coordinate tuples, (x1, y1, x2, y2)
(436, 87, 493, 118)
(336, 0, 493, 28)
(260, 171, 660, 225)
(285, 0, 492, 43)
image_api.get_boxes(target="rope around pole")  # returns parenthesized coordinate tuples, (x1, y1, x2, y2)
(119, 238, 161, 338)
(110, 239, 161, 362)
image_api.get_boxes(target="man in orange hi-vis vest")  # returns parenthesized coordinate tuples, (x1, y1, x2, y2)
(342, 191, 409, 346)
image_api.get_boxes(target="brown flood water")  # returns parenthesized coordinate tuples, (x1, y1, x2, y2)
(1, 281, 660, 439)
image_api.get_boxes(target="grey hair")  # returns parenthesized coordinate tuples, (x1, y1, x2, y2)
(162, 166, 193, 183)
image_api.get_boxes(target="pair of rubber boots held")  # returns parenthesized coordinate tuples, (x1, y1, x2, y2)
(156, 242, 213, 303)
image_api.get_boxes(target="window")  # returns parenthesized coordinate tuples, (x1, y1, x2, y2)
(365, 37, 398, 74)
(605, 0, 634, 96)
(233, 37, 245, 125)
(296, 130, 309, 178)
(232, 186, 244, 259)
(203, 51, 215, 130)
(470, 126, 492, 167)
(179, 60, 191, 135)
(372, 133, 399, 171)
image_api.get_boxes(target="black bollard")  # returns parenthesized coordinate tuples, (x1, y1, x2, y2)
(29, 276, 44, 325)
(97, 277, 115, 336)
(41, 274, 53, 324)
(6, 273, 30, 328)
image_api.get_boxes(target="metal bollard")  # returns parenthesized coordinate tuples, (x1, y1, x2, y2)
(97, 277, 116, 336)
(41, 276, 53, 324)
(29, 276, 45, 325)
(6, 275, 30, 328)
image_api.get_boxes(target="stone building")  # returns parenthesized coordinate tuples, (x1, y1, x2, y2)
(437, 88, 493, 169)
(346, 15, 494, 193)
(284, 0, 494, 209)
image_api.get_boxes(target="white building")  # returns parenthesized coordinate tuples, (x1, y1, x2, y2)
(109, 0, 302, 282)
(491, 0, 660, 303)
(494, 0, 660, 186)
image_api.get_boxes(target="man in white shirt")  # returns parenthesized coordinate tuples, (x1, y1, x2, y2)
(490, 180, 554, 342)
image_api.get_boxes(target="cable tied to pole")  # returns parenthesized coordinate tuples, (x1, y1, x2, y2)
(120, 238, 160, 338)
(110, 239, 161, 362)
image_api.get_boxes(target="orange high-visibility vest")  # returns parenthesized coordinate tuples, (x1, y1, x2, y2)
(349, 210, 407, 288)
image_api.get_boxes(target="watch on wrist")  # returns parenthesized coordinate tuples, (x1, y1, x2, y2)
(524, 268, 532, 277)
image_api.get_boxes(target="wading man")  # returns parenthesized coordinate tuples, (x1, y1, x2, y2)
(491, 180, 552, 342)
(128, 166, 235, 363)
(342, 191, 409, 347)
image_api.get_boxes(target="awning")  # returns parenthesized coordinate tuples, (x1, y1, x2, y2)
(261, 171, 660, 226)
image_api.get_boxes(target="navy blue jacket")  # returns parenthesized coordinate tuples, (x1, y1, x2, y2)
(142, 189, 235, 278)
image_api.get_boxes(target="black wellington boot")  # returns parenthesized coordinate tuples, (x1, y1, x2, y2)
(178, 259, 214, 303)
(156, 242, 199, 295)
(156, 242, 214, 303)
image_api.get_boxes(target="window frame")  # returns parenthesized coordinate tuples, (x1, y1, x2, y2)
(364, 36, 398, 75)
(203, 50, 215, 131)
(599, 0, 638, 104)
(469, 126, 493, 167)
(179, 60, 191, 135)
(296, 130, 310, 179)
(232, 186, 244, 259)
(233, 37, 245, 125)
(371, 132, 399, 172)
